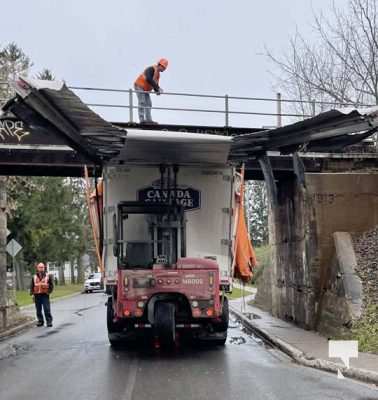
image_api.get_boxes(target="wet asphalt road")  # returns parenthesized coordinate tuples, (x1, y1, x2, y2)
(0, 293, 377, 400)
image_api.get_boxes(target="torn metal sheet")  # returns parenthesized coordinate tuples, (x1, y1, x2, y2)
(232, 106, 378, 158)
(3, 77, 126, 163)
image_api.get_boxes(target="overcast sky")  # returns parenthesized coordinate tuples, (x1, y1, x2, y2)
(2, 0, 343, 127)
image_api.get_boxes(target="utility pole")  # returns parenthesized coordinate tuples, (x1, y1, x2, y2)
(0, 176, 8, 328)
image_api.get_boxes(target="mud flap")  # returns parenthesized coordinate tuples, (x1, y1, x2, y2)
(197, 330, 227, 346)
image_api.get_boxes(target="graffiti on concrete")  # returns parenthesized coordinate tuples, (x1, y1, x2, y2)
(312, 193, 345, 205)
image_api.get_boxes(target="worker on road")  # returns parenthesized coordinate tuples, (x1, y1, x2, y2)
(134, 58, 168, 124)
(30, 262, 54, 327)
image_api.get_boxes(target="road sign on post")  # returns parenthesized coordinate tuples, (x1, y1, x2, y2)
(6, 239, 22, 257)
(5, 239, 21, 305)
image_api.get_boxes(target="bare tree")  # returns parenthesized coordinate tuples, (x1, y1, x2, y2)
(268, 0, 378, 116)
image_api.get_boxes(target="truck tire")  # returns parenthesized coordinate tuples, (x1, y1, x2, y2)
(155, 302, 176, 346)
(214, 296, 229, 332)
(107, 297, 123, 347)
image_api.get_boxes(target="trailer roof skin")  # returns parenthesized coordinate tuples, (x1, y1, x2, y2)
(113, 129, 232, 166)
(1, 77, 378, 170)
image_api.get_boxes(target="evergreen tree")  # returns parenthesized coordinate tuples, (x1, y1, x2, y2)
(35, 69, 55, 81)
(8, 177, 90, 284)
(0, 42, 31, 99)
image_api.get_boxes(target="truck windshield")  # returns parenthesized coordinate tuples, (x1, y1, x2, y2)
(119, 214, 154, 269)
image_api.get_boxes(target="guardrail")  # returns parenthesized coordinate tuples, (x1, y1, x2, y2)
(69, 86, 371, 128)
(0, 81, 375, 129)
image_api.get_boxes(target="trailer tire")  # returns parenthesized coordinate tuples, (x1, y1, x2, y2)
(155, 302, 175, 346)
(214, 296, 229, 332)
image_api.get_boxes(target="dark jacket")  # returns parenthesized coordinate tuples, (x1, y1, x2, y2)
(30, 272, 54, 295)
(144, 66, 160, 92)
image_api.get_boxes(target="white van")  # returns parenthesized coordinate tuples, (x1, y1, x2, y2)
(84, 272, 103, 293)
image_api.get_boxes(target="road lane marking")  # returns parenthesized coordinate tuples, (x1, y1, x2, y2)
(123, 356, 138, 400)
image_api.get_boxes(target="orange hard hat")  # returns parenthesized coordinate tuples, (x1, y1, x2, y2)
(158, 58, 168, 69)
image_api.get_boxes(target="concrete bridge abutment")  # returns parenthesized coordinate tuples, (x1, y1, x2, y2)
(256, 172, 378, 332)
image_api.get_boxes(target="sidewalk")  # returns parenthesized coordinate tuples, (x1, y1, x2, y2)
(230, 294, 378, 385)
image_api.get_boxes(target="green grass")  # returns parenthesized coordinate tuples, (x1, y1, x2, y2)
(331, 305, 378, 354)
(227, 287, 251, 300)
(251, 245, 271, 285)
(16, 284, 83, 307)
(345, 305, 378, 354)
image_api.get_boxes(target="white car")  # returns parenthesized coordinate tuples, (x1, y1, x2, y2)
(84, 272, 103, 293)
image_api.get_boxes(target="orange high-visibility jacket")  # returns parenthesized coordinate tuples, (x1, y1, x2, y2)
(134, 65, 160, 92)
(33, 274, 50, 295)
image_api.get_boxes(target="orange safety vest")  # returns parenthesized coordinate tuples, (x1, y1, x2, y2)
(134, 65, 160, 92)
(33, 274, 50, 295)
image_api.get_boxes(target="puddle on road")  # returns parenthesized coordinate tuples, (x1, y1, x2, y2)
(229, 336, 246, 345)
(243, 312, 261, 320)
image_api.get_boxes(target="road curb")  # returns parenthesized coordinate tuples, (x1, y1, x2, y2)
(0, 320, 35, 343)
(230, 305, 378, 386)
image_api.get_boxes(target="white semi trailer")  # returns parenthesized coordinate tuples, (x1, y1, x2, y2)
(90, 130, 253, 346)
(103, 164, 235, 292)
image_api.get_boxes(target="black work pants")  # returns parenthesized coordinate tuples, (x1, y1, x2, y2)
(35, 294, 53, 324)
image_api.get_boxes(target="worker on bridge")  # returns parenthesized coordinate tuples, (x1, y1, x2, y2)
(30, 262, 54, 327)
(134, 58, 168, 124)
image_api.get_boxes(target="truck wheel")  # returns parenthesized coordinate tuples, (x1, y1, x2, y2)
(107, 297, 123, 347)
(214, 296, 229, 332)
(155, 302, 175, 346)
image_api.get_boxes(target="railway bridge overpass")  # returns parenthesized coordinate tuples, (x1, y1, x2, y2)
(1, 77, 377, 334)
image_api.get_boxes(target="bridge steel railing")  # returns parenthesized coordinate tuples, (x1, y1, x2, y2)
(1, 80, 376, 139)
(69, 85, 369, 128)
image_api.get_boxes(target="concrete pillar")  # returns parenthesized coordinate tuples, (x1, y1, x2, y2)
(0, 176, 7, 328)
(267, 176, 318, 329)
